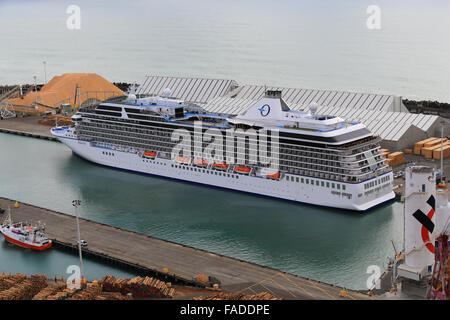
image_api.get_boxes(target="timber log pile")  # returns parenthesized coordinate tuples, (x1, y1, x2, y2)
(39, 115, 74, 126)
(0, 273, 27, 292)
(67, 284, 103, 300)
(32, 281, 67, 300)
(193, 292, 282, 300)
(0, 274, 47, 300)
(101, 275, 175, 298)
(95, 292, 133, 300)
(0, 273, 175, 300)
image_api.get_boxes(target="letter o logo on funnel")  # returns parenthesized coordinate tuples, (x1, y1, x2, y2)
(258, 104, 270, 117)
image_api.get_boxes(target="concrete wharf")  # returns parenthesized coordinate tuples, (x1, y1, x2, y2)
(0, 197, 371, 300)
(0, 117, 56, 141)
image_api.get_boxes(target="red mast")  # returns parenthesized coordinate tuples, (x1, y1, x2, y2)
(428, 234, 449, 300)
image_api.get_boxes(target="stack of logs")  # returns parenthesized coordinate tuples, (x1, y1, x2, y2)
(0, 273, 175, 300)
(38, 115, 74, 126)
(102, 275, 175, 298)
(32, 281, 67, 300)
(0, 273, 47, 300)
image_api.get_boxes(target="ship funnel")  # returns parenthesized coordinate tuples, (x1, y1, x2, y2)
(264, 90, 282, 99)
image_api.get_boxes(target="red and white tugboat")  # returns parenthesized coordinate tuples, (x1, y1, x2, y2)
(0, 208, 52, 250)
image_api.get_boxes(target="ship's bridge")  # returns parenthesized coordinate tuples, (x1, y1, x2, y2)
(228, 90, 351, 132)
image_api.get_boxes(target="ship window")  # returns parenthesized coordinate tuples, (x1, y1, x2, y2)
(306, 179, 309, 184)
(337, 184, 340, 190)
(321, 181, 324, 187)
(332, 183, 335, 189)
(422, 184, 425, 192)
(316, 181, 319, 186)
(296, 177, 299, 183)
(301, 178, 304, 183)
(326, 182, 330, 188)
(342, 185, 346, 190)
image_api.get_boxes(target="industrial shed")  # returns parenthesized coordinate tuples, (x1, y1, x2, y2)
(229, 85, 408, 112)
(137, 76, 445, 151)
(203, 96, 442, 150)
(136, 76, 238, 104)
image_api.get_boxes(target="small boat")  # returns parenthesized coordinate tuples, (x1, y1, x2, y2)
(193, 158, 209, 167)
(213, 162, 229, 170)
(267, 172, 281, 180)
(175, 156, 191, 164)
(0, 208, 52, 251)
(234, 166, 251, 174)
(142, 151, 156, 159)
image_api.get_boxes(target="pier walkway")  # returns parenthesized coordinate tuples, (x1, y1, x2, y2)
(0, 197, 371, 300)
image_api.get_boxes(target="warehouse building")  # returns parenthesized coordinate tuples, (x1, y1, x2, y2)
(137, 76, 446, 151)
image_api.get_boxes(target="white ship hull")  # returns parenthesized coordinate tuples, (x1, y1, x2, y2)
(54, 133, 395, 212)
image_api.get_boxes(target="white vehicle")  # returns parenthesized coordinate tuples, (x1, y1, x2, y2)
(77, 240, 88, 247)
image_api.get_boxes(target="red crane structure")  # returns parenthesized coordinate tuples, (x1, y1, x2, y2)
(428, 233, 449, 300)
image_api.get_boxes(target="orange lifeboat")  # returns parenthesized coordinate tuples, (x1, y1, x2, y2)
(213, 162, 229, 170)
(143, 151, 156, 159)
(194, 158, 209, 167)
(175, 157, 190, 164)
(234, 166, 251, 174)
(267, 172, 281, 180)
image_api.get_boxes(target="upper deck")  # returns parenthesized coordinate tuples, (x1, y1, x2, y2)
(77, 90, 370, 146)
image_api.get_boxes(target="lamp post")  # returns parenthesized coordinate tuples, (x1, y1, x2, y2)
(43, 61, 47, 84)
(72, 199, 85, 284)
(33, 76, 37, 107)
(440, 121, 446, 184)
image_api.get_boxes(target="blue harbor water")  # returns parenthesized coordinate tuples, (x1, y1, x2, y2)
(1, 0, 450, 102)
(0, 133, 403, 289)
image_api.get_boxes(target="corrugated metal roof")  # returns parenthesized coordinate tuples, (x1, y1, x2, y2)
(203, 97, 440, 142)
(136, 76, 238, 104)
(231, 85, 404, 112)
(136, 76, 438, 142)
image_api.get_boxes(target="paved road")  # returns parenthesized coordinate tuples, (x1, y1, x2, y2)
(0, 197, 372, 300)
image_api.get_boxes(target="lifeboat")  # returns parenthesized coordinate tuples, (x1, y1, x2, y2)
(194, 158, 209, 167)
(234, 166, 251, 174)
(175, 157, 191, 164)
(143, 151, 156, 159)
(212, 162, 229, 170)
(267, 172, 281, 180)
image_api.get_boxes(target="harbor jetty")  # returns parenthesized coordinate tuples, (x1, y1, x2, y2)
(0, 116, 56, 141)
(0, 197, 370, 300)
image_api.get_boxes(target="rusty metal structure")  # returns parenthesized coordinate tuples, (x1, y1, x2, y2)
(428, 234, 449, 300)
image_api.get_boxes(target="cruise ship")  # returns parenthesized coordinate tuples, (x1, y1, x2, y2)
(51, 89, 394, 211)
